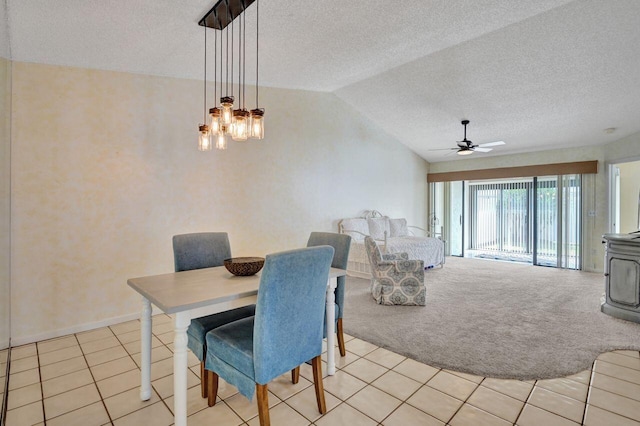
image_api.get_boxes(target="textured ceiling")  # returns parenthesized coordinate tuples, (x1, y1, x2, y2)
(5, 0, 640, 162)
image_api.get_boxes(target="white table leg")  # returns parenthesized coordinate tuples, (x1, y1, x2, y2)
(326, 277, 337, 375)
(173, 311, 191, 426)
(140, 297, 152, 401)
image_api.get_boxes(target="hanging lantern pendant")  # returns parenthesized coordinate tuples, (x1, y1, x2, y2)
(250, 108, 264, 139)
(220, 96, 235, 127)
(209, 107, 221, 134)
(198, 124, 212, 151)
(198, 0, 265, 150)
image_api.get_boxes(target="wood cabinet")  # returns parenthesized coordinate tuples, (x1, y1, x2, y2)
(602, 233, 640, 323)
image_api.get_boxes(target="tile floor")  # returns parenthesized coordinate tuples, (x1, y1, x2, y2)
(3, 314, 640, 425)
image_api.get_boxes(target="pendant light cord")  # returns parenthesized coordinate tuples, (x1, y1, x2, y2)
(203, 24, 207, 123)
(231, 16, 234, 100)
(243, 7, 246, 109)
(220, 17, 223, 101)
(238, 9, 241, 105)
(214, 23, 217, 104)
(255, 0, 259, 108)
(226, 0, 229, 96)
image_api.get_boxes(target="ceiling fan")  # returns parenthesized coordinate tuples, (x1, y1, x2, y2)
(435, 120, 505, 156)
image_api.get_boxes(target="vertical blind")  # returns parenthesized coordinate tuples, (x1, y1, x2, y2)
(535, 175, 581, 268)
(536, 177, 556, 264)
(470, 180, 532, 255)
(466, 175, 581, 269)
(562, 174, 581, 269)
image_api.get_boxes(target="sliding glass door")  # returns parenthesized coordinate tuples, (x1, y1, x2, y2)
(534, 175, 581, 268)
(429, 164, 587, 270)
(430, 181, 464, 257)
(459, 175, 581, 269)
(469, 180, 532, 261)
(449, 181, 464, 257)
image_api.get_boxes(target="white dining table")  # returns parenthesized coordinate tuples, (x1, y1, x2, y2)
(127, 265, 346, 426)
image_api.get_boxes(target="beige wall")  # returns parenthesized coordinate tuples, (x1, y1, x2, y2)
(10, 58, 640, 343)
(10, 62, 429, 344)
(604, 132, 640, 163)
(606, 132, 640, 233)
(0, 57, 10, 349)
(618, 161, 640, 233)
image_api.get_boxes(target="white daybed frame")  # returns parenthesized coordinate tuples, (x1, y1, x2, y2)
(339, 210, 445, 279)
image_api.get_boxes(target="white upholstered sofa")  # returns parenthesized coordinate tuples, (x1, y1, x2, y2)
(339, 211, 445, 278)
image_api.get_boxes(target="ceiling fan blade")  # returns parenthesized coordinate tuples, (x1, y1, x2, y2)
(452, 121, 503, 154)
(477, 141, 505, 148)
(427, 147, 458, 151)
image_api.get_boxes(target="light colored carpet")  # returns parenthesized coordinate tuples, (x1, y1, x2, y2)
(343, 256, 640, 380)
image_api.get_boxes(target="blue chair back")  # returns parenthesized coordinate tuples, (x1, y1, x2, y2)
(307, 232, 351, 318)
(253, 246, 334, 385)
(173, 232, 231, 272)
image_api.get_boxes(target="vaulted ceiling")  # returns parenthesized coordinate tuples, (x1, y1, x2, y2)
(3, 0, 640, 162)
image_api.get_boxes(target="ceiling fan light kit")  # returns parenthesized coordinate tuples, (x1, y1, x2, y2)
(448, 120, 505, 156)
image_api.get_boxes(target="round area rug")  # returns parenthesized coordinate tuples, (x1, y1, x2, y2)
(343, 256, 640, 380)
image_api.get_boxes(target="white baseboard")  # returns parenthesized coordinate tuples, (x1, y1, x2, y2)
(10, 306, 164, 347)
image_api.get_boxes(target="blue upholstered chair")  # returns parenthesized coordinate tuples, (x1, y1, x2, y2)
(172, 232, 256, 399)
(307, 232, 351, 357)
(204, 246, 335, 425)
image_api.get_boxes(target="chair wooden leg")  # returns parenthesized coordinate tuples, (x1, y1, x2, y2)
(207, 371, 219, 407)
(337, 318, 346, 357)
(291, 366, 300, 384)
(311, 355, 327, 414)
(256, 383, 270, 426)
(200, 361, 208, 398)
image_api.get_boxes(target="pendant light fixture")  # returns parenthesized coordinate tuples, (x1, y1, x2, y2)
(198, 24, 211, 151)
(232, 9, 250, 141)
(198, 0, 264, 150)
(249, 0, 264, 139)
(209, 27, 222, 139)
(220, 8, 234, 129)
(213, 21, 227, 150)
(198, 125, 211, 151)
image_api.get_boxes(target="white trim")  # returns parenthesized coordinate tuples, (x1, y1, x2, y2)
(606, 157, 640, 234)
(615, 166, 621, 233)
(608, 163, 618, 234)
(10, 306, 164, 347)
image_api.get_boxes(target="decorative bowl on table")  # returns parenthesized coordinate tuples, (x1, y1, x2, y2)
(223, 257, 265, 276)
